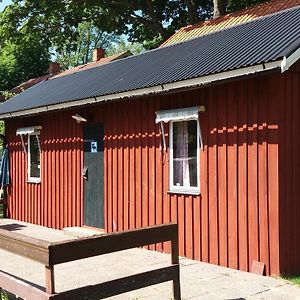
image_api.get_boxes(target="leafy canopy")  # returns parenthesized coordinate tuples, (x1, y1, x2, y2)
(0, 0, 269, 92)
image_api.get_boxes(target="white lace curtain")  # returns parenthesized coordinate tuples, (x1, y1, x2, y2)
(174, 122, 190, 187)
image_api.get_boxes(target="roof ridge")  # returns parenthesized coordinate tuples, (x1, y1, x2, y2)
(161, 4, 300, 49)
(160, 0, 300, 47)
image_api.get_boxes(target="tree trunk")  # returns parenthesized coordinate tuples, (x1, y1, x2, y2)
(185, 0, 199, 24)
(213, 0, 227, 18)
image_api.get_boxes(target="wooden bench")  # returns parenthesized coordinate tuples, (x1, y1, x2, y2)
(0, 222, 181, 299)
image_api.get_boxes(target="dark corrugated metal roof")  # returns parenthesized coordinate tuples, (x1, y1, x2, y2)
(0, 6, 300, 117)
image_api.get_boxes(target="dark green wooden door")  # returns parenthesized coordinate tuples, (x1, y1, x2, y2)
(83, 124, 104, 228)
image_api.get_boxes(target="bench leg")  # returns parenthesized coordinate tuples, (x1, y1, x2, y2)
(172, 265, 181, 300)
(45, 265, 55, 294)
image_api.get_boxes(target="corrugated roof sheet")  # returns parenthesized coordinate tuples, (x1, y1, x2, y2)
(0, 6, 300, 117)
(52, 50, 132, 79)
(161, 0, 300, 47)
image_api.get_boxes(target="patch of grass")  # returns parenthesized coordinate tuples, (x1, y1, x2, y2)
(0, 204, 3, 218)
(281, 274, 300, 286)
(0, 290, 9, 300)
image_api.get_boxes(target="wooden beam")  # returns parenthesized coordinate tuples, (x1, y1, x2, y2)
(0, 270, 50, 300)
(0, 228, 50, 265)
(49, 223, 178, 265)
(49, 265, 180, 300)
(45, 265, 55, 294)
(171, 237, 181, 300)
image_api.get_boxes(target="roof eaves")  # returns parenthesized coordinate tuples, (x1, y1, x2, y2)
(0, 59, 284, 119)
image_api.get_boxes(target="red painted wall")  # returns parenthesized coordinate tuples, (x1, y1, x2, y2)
(5, 63, 300, 275)
(278, 61, 300, 275)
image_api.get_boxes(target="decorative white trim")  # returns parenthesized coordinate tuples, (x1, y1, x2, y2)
(155, 106, 205, 123)
(0, 60, 284, 119)
(16, 126, 42, 135)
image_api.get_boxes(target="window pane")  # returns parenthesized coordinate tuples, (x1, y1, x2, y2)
(172, 120, 198, 188)
(30, 135, 40, 178)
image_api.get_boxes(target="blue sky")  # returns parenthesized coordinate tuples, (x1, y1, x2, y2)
(0, 0, 12, 12)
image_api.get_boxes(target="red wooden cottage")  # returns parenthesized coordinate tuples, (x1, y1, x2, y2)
(0, 6, 300, 276)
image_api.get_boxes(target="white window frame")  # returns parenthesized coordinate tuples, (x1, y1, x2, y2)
(155, 106, 204, 195)
(27, 133, 41, 183)
(169, 118, 200, 195)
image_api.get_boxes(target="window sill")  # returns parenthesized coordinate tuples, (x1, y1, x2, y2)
(27, 178, 41, 184)
(168, 190, 200, 196)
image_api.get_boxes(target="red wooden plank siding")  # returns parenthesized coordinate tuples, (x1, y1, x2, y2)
(6, 111, 83, 229)
(279, 61, 300, 274)
(6, 65, 300, 275)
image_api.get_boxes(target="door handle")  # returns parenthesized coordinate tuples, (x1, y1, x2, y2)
(82, 166, 88, 180)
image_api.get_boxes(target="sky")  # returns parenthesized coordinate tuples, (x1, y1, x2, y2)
(0, 0, 12, 12)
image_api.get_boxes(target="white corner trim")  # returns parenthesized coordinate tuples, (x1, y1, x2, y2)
(0, 60, 283, 119)
(281, 47, 300, 73)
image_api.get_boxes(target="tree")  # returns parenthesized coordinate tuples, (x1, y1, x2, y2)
(0, 1, 214, 50)
(0, 0, 269, 52)
(0, 37, 49, 91)
(213, 0, 227, 18)
(55, 22, 120, 69)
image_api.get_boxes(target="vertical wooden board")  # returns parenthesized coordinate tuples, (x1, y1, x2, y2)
(142, 99, 149, 230)
(247, 78, 259, 269)
(266, 76, 280, 275)
(290, 72, 300, 274)
(41, 132, 46, 226)
(227, 82, 238, 270)
(129, 101, 136, 229)
(257, 77, 270, 275)
(64, 127, 69, 226)
(69, 124, 75, 227)
(112, 103, 119, 231)
(193, 195, 201, 261)
(56, 135, 61, 228)
(59, 125, 65, 229)
(105, 105, 111, 231)
(123, 102, 130, 231)
(291, 69, 300, 273)
(162, 97, 172, 253)
(237, 81, 249, 272)
(104, 106, 111, 232)
(50, 138, 56, 227)
(117, 103, 124, 231)
(148, 98, 157, 251)
(135, 100, 142, 229)
(155, 95, 163, 251)
(178, 195, 185, 256)
(200, 94, 209, 263)
(208, 88, 219, 265)
(185, 195, 194, 259)
(77, 129, 83, 227)
(217, 85, 228, 267)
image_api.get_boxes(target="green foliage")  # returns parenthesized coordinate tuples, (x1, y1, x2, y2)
(0, 0, 269, 85)
(2, 91, 15, 100)
(0, 0, 214, 50)
(281, 274, 300, 286)
(0, 289, 9, 300)
(105, 38, 145, 57)
(56, 22, 120, 69)
(0, 37, 50, 91)
(0, 121, 4, 135)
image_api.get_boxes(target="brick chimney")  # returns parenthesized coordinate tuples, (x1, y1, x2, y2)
(49, 62, 60, 75)
(93, 48, 105, 62)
